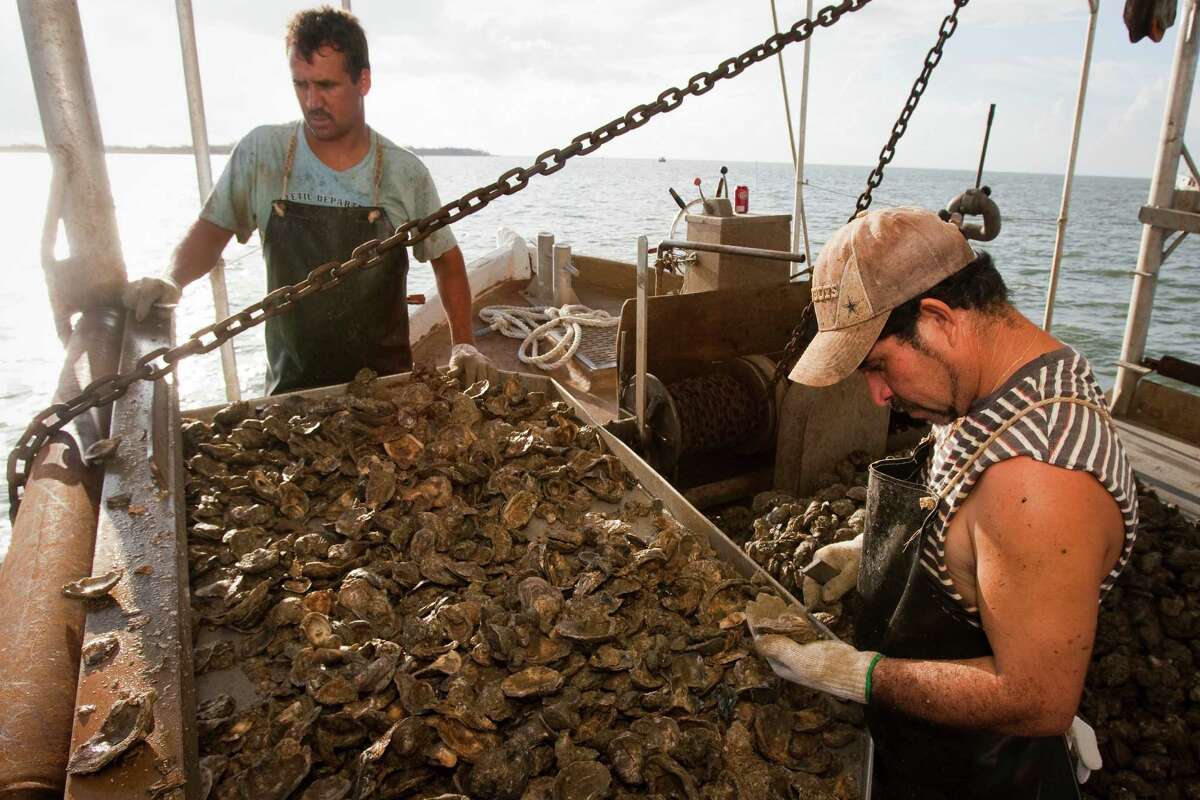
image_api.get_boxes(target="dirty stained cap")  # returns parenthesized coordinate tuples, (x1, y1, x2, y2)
(788, 206, 975, 387)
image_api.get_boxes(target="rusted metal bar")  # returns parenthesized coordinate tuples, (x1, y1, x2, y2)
(0, 310, 123, 800)
(65, 312, 196, 800)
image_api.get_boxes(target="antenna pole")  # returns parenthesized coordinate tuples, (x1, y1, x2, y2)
(975, 103, 996, 188)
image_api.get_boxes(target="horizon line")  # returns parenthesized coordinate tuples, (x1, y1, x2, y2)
(0, 143, 1152, 182)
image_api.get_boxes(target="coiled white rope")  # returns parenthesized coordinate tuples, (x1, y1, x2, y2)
(478, 304, 619, 371)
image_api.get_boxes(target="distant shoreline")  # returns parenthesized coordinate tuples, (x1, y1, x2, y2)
(0, 143, 491, 157)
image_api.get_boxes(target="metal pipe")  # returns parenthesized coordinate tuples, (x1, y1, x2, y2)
(636, 236, 649, 452)
(1182, 142, 1200, 184)
(175, 0, 241, 401)
(0, 310, 123, 799)
(770, 0, 815, 268)
(1042, 0, 1099, 332)
(974, 103, 996, 189)
(553, 242, 576, 306)
(535, 232, 555, 304)
(794, 0, 814, 267)
(18, 0, 127, 309)
(1114, 0, 1200, 412)
(40, 161, 71, 344)
(658, 239, 808, 264)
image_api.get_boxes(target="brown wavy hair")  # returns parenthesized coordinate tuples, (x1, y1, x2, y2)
(286, 6, 370, 81)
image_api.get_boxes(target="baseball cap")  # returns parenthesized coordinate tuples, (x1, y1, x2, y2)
(788, 207, 975, 387)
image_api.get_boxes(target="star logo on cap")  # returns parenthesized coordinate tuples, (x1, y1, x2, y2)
(844, 297, 859, 316)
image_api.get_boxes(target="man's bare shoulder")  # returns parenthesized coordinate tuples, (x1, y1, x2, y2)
(967, 456, 1124, 570)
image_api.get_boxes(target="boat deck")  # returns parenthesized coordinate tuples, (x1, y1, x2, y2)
(411, 276, 627, 424)
(1115, 418, 1200, 519)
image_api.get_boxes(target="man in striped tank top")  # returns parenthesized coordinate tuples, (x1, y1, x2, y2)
(752, 207, 1136, 799)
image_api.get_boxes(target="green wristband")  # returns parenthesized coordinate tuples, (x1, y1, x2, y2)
(864, 653, 886, 704)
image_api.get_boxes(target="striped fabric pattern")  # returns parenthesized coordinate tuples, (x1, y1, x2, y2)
(923, 347, 1139, 626)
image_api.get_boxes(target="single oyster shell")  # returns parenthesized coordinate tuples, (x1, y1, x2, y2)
(553, 759, 612, 800)
(67, 690, 156, 774)
(743, 591, 817, 642)
(501, 666, 564, 698)
(62, 569, 122, 601)
(237, 737, 312, 800)
(83, 436, 122, 465)
(81, 633, 120, 668)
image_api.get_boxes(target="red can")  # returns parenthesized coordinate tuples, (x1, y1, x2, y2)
(734, 185, 749, 214)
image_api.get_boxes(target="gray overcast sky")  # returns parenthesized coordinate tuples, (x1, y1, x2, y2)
(3, 1, 1194, 178)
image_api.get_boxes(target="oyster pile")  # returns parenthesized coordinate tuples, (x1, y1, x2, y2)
(185, 369, 863, 800)
(1080, 487, 1200, 800)
(720, 452, 1200, 798)
(712, 455, 871, 638)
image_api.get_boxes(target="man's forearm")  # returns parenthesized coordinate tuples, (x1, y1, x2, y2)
(431, 246, 475, 346)
(170, 218, 234, 288)
(872, 656, 1075, 737)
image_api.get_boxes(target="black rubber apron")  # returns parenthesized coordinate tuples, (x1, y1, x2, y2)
(857, 423, 1081, 799)
(262, 126, 411, 395)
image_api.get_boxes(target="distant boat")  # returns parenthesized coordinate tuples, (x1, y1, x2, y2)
(658, 156, 666, 163)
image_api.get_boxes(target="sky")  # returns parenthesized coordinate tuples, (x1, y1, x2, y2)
(2, 0, 1195, 178)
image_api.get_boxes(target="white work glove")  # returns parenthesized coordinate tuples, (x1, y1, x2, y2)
(802, 534, 863, 608)
(121, 276, 181, 322)
(448, 343, 500, 389)
(754, 635, 882, 704)
(1066, 715, 1102, 784)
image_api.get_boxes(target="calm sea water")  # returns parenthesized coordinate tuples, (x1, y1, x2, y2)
(1, 152, 1196, 558)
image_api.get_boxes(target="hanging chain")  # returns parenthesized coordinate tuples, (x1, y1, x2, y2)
(769, 0, 970, 390)
(850, 0, 970, 220)
(6, 0, 877, 519)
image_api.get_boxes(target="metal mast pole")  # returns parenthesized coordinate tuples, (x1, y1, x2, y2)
(794, 0, 814, 266)
(18, 0, 126, 305)
(1043, 0, 1099, 332)
(176, 0, 241, 401)
(1113, 0, 1200, 412)
(770, 0, 815, 269)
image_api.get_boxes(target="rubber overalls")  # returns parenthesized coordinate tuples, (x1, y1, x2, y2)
(263, 126, 412, 395)
(856, 401, 1096, 798)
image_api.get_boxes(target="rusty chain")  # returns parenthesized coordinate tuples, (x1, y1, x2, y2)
(851, 0, 970, 220)
(7, 0, 877, 518)
(771, 0, 970, 389)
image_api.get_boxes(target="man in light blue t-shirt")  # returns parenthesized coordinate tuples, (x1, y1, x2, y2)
(123, 7, 495, 394)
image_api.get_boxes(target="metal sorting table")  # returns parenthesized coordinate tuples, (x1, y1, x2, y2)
(75, 366, 870, 796)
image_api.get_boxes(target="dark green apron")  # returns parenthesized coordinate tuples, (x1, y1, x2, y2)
(857, 437, 1079, 799)
(263, 126, 411, 395)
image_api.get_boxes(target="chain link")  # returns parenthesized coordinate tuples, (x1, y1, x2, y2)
(7, 0, 876, 518)
(851, 0, 970, 220)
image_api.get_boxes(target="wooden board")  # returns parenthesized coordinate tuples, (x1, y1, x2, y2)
(1126, 378, 1200, 445)
(573, 254, 684, 295)
(1115, 417, 1200, 519)
(616, 281, 811, 386)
